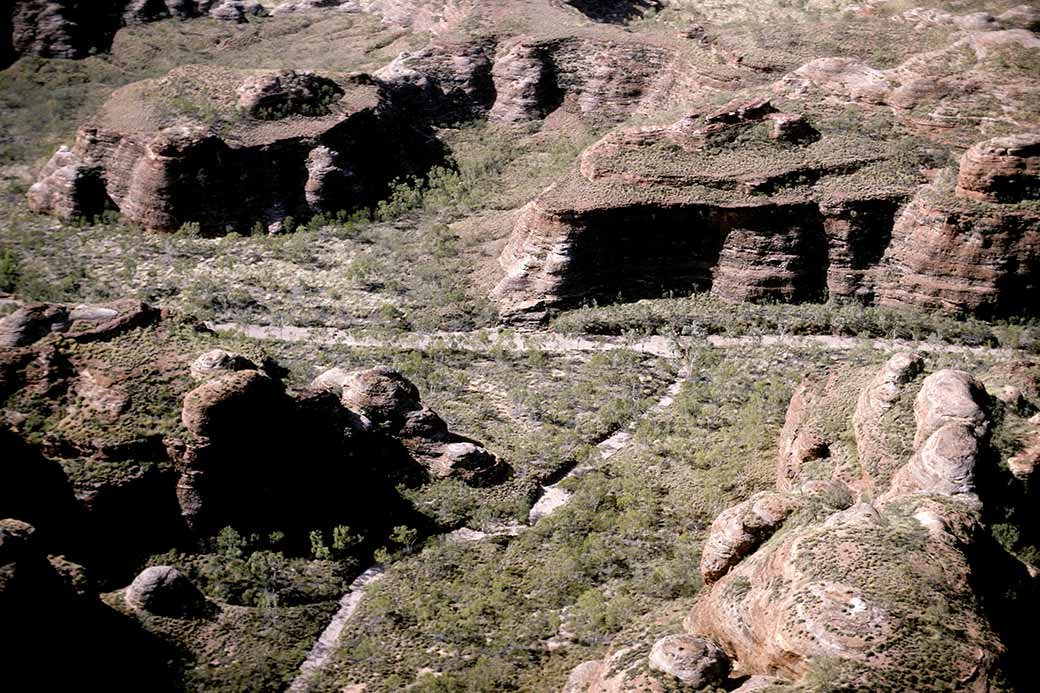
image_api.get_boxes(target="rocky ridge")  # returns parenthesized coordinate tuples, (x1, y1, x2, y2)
(28, 65, 445, 232)
(0, 300, 509, 575)
(566, 353, 1039, 691)
(491, 108, 1040, 321)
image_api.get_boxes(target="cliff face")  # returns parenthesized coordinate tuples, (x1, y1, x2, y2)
(491, 111, 1040, 321)
(490, 101, 920, 320)
(3, 1, 266, 67)
(28, 66, 446, 232)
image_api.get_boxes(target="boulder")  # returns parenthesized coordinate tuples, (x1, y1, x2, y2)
(189, 349, 256, 381)
(428, 441, 505, 485)
(180, 370, 287, 439)
(648, 634, 730, 688)
(700, 491, 801, 584)
(124, 565, 206, 617)
(311, 365, 510, 485)
(334, 366, 422, 427)
(0, 303, 69, 348)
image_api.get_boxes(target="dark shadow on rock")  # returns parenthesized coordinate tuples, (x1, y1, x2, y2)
(566, 0, 662, 24)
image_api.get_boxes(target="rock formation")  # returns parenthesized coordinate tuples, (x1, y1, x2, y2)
(491, 99, 914, 320)
(956, 134, 1040, 203)
(647, 634, 730, 688)
(566, 357, 1038, 691)
(124, 565, 207, 617)
(310, 365, 509, 485)
(699, 491, 802, 585)
(0, 300, 511, 598)
(490, 99, 1040, 321)
(28, 65, 446, 232)
(375, 41, 495, 124)
(3, 0, 267, 67)
(877, 136, 1040, 318)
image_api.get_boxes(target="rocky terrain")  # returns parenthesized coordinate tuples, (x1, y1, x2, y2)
(2, 0, 1040, 691)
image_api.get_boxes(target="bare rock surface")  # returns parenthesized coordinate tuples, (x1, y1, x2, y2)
(957, 134, 1040, 203)
(125, 565, 206, 617)
(189, 348, 256, 381)
(26, 146, 107, 220)
(882, 370, 989, 505)
(375, 41, 494, 123)
(647, 634, 730, 688)
(700, 491, 801, 584)
(0, 303, 70, 348)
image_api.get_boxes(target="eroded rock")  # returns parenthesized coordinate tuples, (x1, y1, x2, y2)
(26, 146, 108, 220)
(648, 634, 730, 688)
(29, 65, 445, 232)
(125, 565, 206, 617)
(700, 491, 801, 584)
(311, 366, 509, 485)
(0, 303, 69, 348)
(956, 133, 1040, 203)
(189, 349, 256, 381)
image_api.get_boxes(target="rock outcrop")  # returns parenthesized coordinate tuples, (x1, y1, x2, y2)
(375, 41, 495, 124)
(647, 634, 730, 688)
(26, 146, 108, 220)
(189, 348, 256, 381)
(699, 491, 802, 585)
(124, 565, 207, 617)
(491, 100, 914, 320)
(851, 352, 925, 491)
(956, 134, 1040, 203)
(491, 102, 1040, 320)
(877, 139, 1040, 318)
(568, 356, 1038, 691)
(678, 360, 1028, 690)
(0, 302, 70, 348)
(311, 366, 509, 485)
(881, 370, 989, 505)
(3, 0, 267, 67)
(28, 65, 445, 232)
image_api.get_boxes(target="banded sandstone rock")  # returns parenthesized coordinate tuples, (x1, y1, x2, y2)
(29, 65, 445, 232)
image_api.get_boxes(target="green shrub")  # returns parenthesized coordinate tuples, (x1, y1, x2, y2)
(0, 250, 20, 292)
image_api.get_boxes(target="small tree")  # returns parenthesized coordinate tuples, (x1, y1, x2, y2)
(310, 530, 331, 560)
